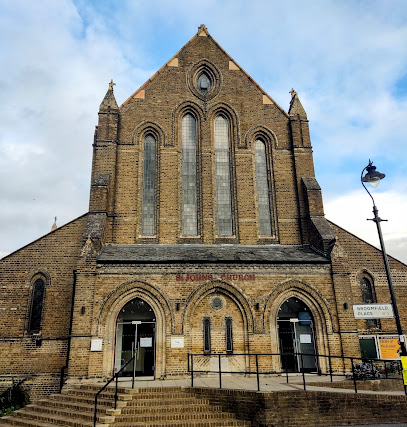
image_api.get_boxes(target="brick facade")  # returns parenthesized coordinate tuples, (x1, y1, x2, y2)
(1, 25, 406, 399)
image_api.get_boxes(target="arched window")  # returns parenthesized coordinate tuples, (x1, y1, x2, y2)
(28, 277, 46, 333)
(361, 277, 375, 303)
(254, 139, 272, 235)
(141, 134, 157, 235)
(197, 72, 211, 94)
(182, 114, 198, 236)
(360, 276, 379, 329)
(214, 115, 233, 236)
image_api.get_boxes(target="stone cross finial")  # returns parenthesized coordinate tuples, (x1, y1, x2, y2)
(109, 79, 116, 90)
(289, 88, 298, 98)
(51, 216, 58, 232)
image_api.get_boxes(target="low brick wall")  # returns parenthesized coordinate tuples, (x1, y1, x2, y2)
(190, 387, 407, 426)
(309, 378, 404, 392)
(0, 374, 61, 403)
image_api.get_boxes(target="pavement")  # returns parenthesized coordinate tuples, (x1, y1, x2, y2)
(101, 372, 407, 397)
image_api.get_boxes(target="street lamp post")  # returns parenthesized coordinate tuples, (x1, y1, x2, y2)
(361, 160, 407, 359)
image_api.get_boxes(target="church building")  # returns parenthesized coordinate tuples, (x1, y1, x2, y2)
(1, 25, 406, 399)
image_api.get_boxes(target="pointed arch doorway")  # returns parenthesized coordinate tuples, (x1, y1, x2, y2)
(277, 297, 318, 373)
(115, 298, 156, 378)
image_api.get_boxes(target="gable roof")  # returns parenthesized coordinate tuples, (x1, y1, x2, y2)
(120, 25, 289, 118)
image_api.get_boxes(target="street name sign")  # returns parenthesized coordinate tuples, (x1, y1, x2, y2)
(353, 303, 394, 319)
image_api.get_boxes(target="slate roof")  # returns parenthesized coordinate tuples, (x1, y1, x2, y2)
(97, 244, 329, 264)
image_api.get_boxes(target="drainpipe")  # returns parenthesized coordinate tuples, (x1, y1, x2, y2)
(59, 269, 77, 392)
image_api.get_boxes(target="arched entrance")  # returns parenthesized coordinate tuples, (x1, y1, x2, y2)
(277, 297, 317, 373)
(115, 297, 156, 378)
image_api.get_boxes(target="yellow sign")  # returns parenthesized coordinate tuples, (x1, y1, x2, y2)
(379, 337, 399, 360)
(401, 356, 407, 386)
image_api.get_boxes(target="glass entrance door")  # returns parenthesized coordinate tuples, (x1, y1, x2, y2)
(277, 298, 318, 373)
(116, 321, 155, 377)
(293, 320, 317, 372)
(114, 298, 156, 378)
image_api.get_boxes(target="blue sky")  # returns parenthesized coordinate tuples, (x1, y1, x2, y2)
(1, 0, 407, 262)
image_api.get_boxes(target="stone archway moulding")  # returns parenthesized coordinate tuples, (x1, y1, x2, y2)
(263, 279, 335, 364)
(95, 280, 173, 380)
(263, 279, 335, 334)
(182, 279, 254, 334)
(95, 280, 174, 336)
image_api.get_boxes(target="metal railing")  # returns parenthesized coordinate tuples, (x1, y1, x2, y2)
(93, 356, 136, 427)
(188, 352, 406, 395)
(59, 366, 67, 393)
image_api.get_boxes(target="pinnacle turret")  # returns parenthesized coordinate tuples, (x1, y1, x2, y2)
(288, 88, 307, 119)
(99, 79, 118, 112)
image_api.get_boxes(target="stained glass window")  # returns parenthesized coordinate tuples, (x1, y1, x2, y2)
(28, 278, 45, 333)
(255, 139, 272, 235)
(182, 114, 198, 236)
(214, 116, 233, 236)
(141, 135, 157, 235)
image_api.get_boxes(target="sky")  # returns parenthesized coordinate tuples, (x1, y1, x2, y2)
(1, 0, 407, 263)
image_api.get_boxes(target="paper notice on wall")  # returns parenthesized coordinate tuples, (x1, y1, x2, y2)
(300, 334, 312, 344)
(90, 339, 103, 352)
(171, 337, 184, 348)
(140, 337, 153, 347)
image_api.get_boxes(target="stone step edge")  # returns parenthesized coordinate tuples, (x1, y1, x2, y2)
(14, 408, 113, 425)
(112, 422, 250, 427)
(48, 396, 127, 409)
(38, 397, 127, 411)
(24, 402, 116, 420)
(113, 412, 237, 422)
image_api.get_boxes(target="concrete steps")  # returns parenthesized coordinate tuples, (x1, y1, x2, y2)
(0, 383, 118, 426)
(0, 384, 250, 426)
(112, 386, 250, 426)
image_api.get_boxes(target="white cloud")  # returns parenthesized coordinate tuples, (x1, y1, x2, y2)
(325, 188, 407, 264)
(0, 0, 406, 261)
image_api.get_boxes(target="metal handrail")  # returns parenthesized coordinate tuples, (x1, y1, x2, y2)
(188, 352, 405, 395)
(59, 366, 67, 393)
(93, 356, 135, 427)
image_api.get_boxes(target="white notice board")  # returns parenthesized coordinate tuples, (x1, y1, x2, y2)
(90, 339, 103, 352)
(353, 304, 393, 319)
(171, 337, 185, 348)
(140, 337, 153, 347)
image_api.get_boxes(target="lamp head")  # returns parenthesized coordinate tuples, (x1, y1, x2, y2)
(361, 160, 385, 188)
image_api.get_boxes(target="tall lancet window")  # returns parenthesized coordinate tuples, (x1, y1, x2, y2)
(141, 134, 157, 235)
(28, 277, 46, 333)
(255, 139, 272, 235)
(214, 115, 233, 236)
(182, 114, 198, 236)
(360, 276, 379, 329)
